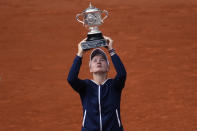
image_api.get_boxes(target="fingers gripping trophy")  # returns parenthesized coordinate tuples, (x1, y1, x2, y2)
(76, 2, 109, 50)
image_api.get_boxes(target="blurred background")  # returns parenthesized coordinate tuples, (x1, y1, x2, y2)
(0, 0, 197, 130)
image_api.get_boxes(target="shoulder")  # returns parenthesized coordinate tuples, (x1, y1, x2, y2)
(83, 79, 95, 86)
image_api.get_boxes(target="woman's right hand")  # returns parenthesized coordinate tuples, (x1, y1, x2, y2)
(77, 38, 87, 57)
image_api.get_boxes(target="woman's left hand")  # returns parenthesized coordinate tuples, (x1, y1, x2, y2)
(104, 36, 113, 50)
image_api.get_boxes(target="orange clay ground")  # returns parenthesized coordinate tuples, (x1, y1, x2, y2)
(0, 0, 197, 130)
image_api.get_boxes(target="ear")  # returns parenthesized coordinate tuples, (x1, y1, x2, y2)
(90, 68, 93, 73)
(106, 65, 110, 72)
(89, 62, 93, 73)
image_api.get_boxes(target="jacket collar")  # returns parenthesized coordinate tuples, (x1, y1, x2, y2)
(90, 79, 109, 86)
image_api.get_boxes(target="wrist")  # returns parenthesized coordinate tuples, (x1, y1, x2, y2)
(108, 48, 116, 56)
(108, 47, 113, 50)
(77, 52, 83, 57)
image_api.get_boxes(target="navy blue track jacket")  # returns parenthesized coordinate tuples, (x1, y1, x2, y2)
(67, 53, 127, 131)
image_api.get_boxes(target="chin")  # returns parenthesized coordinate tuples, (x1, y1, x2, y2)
(94, 69, 108, 73)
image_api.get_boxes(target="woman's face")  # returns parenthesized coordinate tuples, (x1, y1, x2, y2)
(90, 55, 109, 73)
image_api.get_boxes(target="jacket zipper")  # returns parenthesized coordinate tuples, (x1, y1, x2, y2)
(82, 109, 86, 127)
(116, 109, 121, 127)
(98, 85, 102, 131)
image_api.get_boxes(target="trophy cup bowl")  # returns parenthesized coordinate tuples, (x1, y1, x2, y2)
(76, 3, 108, 50)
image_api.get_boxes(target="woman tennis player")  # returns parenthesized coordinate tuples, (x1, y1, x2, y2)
(67, 36, 127, 131)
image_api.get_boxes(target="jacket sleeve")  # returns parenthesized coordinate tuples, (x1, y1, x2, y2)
(111, 53, 127, 89)
(67, 55, 86, 93)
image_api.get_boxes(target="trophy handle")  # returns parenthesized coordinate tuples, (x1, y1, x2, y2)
(101, 10, 108, 22)
(76, 13, 84, 25)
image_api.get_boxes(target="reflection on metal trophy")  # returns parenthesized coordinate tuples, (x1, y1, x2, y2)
(76, 2, 108, 50)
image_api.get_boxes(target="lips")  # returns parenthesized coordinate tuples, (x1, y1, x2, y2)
(97, 65, 102, 68)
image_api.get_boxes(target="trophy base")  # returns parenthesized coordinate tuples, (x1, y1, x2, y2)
(81, 33, 108, 50)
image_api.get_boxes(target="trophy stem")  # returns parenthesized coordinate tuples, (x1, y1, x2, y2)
(88, 26, 101, 34)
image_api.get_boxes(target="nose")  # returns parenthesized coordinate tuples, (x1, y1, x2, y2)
(97, 60, 101, 64)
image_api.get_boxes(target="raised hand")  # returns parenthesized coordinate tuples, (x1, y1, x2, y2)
(77, 38, 87, 57)
(104, 36, 113, 50)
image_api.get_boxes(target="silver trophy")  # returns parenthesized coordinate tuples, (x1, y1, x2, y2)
(76, 2, 109, 50)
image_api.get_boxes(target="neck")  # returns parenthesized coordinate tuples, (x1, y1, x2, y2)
(92, 72, 107, 85)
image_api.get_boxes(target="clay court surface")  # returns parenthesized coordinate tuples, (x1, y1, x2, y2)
(0, 0, 197, 130)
